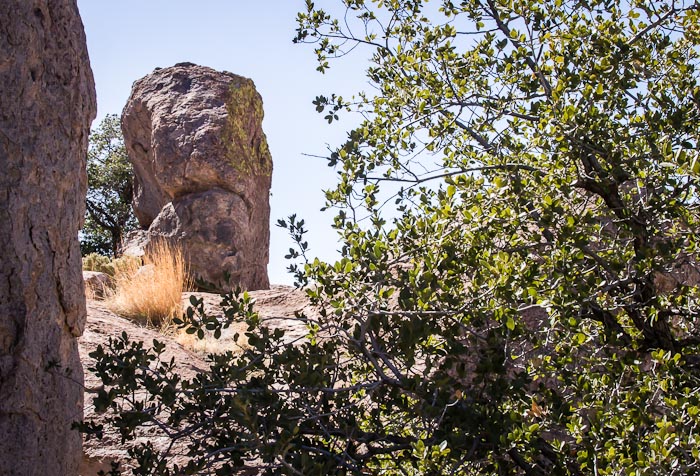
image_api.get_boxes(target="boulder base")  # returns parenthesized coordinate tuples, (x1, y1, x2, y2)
(148, 188, 269, 290)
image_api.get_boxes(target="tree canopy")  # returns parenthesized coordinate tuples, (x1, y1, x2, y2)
(84, 1, 700, 474)
(81, 114, 137, 257)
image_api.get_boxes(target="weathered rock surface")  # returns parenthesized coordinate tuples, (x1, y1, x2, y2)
(119, 229, 149, 257)
(0, 1, 96, 474)
(83, 271, 112, 298)
(79, 286, 310, 474)
(122, 63, 272, 292)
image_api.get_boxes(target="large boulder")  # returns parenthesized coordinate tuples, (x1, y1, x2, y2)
(122, 63, 272, 291)
(0, 1, 96, 475)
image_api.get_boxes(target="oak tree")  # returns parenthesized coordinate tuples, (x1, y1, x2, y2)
(81, 114, 137, 257)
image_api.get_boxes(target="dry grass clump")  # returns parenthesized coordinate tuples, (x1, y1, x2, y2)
(107, 240, 192, 328)
(84, 282, 98, 301)
(174, 324, 250, 356)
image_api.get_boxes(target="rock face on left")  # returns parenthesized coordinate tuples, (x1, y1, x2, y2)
(0, 1, 96, 475)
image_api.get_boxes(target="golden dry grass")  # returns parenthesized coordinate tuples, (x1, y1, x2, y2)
(173, 324, 250, 356)
(107, 240, 192, 328)
(84, 283, 98, 301)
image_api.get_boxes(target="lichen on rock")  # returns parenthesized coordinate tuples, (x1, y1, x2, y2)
(224, 79, 273, 177)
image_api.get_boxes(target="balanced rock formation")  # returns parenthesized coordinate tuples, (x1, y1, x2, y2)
(0, 1, 96, 475)
(122, 63, 272, 292)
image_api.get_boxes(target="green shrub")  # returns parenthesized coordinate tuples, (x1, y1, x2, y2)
(81, 253, 112, 274)
(82, 252, 141, 277)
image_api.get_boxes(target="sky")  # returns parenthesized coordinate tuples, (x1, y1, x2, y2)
(77, 1, 369, 285)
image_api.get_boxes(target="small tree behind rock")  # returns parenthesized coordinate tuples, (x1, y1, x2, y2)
(81, 114, 137, 257)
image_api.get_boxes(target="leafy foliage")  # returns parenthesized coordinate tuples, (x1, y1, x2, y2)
(81, 114, 137, 257)
(83, 1, 700, 474)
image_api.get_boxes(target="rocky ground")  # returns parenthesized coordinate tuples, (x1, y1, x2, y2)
(78, 285, 311, 475)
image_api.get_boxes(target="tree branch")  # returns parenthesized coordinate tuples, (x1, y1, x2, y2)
(364, 163, 543, 183)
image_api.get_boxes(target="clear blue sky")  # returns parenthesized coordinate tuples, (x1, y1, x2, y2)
(77, 1, 368, 285)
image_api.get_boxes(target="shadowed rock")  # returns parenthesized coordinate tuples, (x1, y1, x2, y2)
(122, 63, 272, 292)
(0, 1, 96, 474)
